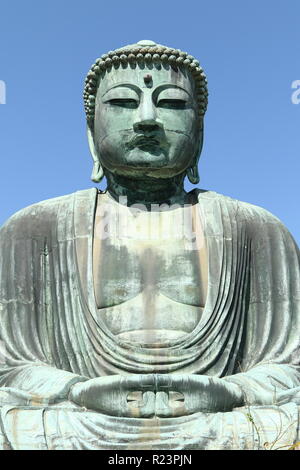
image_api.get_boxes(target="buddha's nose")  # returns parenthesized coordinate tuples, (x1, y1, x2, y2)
(133, 98, 162, 133)
(133, 119, 162, 134)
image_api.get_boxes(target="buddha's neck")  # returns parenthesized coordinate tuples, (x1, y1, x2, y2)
(105, 172, 187, 207)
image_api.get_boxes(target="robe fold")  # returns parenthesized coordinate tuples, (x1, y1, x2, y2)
(0, 188, 299, 450)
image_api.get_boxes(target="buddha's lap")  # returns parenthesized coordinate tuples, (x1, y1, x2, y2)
(0, 401, 298, 450)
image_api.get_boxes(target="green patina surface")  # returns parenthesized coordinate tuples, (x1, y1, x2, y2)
(0, 40, 299, 450)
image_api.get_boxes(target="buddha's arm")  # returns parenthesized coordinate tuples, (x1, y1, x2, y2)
(223, 363, 300, 406)
(0, 207, 90, 404)
(0, 363, 88, 403)
(221, 209, 300, 408)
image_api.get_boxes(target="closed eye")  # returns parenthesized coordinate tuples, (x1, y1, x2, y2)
(157, 99, 187, 109)
(107, 99, 138, 109)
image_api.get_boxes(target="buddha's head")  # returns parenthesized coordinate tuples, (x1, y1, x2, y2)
(84, 40, 208, 185)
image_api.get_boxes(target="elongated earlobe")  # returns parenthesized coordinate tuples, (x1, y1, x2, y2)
(87, 125, 104, 183)
(186, 122, 203, 185)
(187, 165, 200, 184)
(91, 161, 104, 183)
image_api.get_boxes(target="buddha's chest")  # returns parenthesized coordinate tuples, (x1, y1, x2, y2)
(94, 204, 207, 305)
(92, 200, 208, 343)
(95, 239, 204, 305)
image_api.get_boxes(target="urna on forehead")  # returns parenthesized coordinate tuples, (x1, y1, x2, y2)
(84, 40, 208, 129)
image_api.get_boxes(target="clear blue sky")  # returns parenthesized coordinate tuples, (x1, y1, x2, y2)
(0, 0, 299, 243)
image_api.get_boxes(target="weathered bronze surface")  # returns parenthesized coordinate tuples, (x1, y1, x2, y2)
(0, 40, 299, 450)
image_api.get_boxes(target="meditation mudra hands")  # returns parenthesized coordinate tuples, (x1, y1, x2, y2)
(69, 374, 244, 417)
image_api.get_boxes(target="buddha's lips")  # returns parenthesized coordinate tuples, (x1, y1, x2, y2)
(126, 135, 164, 150)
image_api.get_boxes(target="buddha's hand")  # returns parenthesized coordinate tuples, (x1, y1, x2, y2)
(155, 374, 244, 417)
(68, 375, 157, 417)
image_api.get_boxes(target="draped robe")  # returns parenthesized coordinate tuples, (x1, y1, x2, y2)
(0, 188, 299, 450)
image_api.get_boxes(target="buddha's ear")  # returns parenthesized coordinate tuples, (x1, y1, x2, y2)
(186, 122, 204, 185)
(87, 125, 104, 183)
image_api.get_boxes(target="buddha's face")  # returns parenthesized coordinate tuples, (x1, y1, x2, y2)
(92, 64, 202, 179)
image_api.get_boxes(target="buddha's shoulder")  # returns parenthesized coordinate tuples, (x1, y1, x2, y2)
(193, 188, 285, 227)
(1, 188, 97, 236)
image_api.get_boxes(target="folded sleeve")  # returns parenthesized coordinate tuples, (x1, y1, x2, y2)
(224, 207, 300, 406)
(0, 202, 88, 402)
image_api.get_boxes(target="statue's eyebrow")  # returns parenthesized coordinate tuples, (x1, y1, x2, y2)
(153, 84, 192, 100)
(101, 83, 141, 98)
